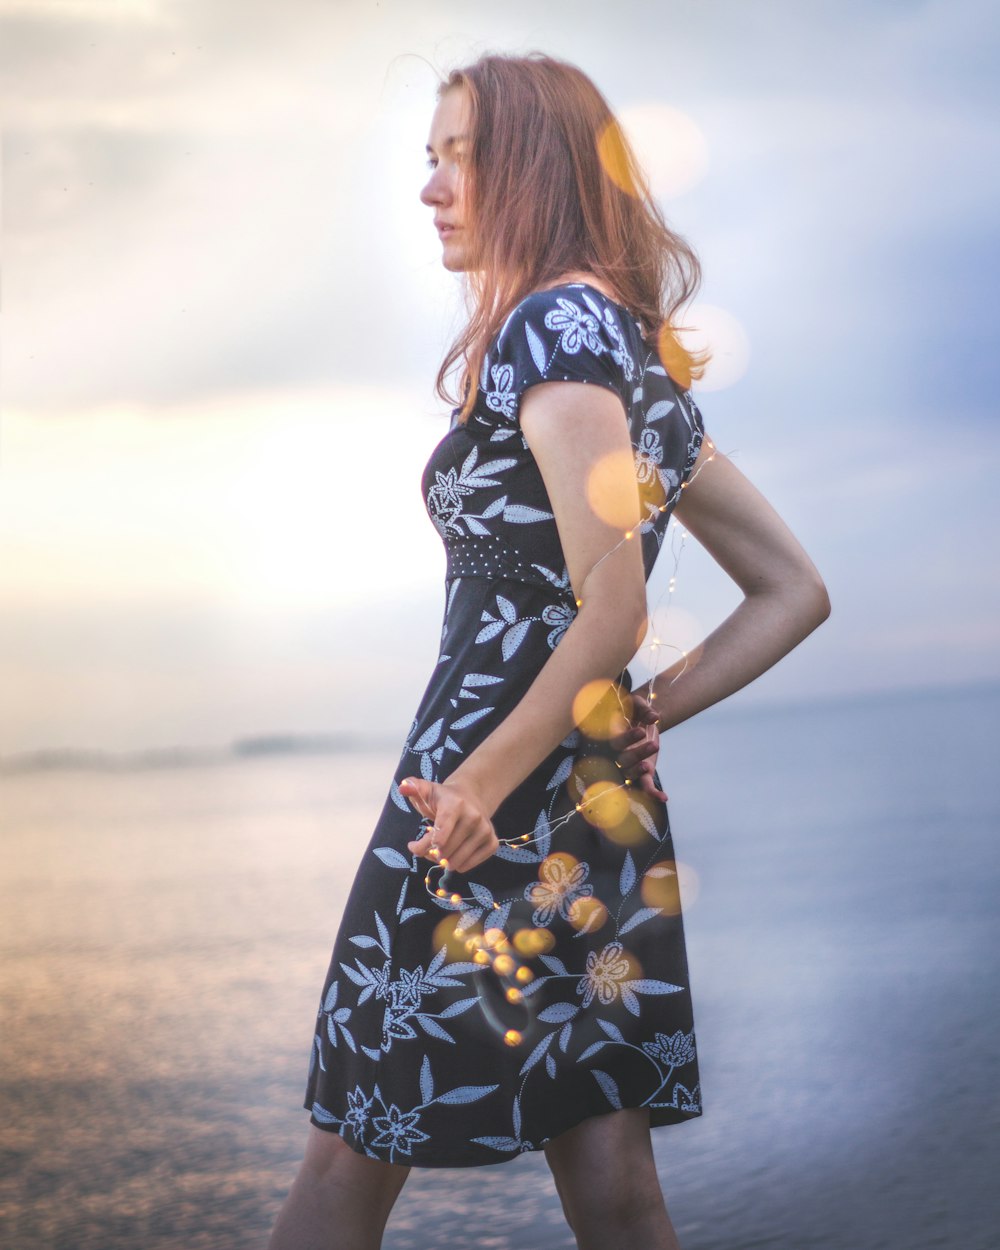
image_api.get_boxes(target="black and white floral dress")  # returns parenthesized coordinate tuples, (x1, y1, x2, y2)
(302, 282, 706, 1167)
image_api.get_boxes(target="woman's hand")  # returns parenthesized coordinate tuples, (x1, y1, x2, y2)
(611, 687, 669, 803)
(402, 775, 500, 874)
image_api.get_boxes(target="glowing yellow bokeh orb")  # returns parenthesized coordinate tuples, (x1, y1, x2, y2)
(567, 894, 609, 933)
(586, 448, 642, 530)
(493, 954, 516, 976)
(579, 779, 632, 829)
(504, 1029, 523, 1046)
(573, 680, 633, 741)
(671, 304, 750, 392)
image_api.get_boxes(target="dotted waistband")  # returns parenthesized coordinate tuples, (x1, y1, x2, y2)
(444, 535, 575, 604)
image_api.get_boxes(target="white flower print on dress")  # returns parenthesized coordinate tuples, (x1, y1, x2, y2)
(541, 601, 575, 650)
(543, 297, 604, 355)
(485, 362, 517, 418)
(641, 1029, 697, 1069)
(577, 941, 633, 1007)
(635, 427, 663, 485)
(601, 306, 635, 380)
(371, 1104, 431, 1155)
(524, 853, 595, 926)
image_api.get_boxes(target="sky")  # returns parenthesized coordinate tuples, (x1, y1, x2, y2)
(1, 0, 998, 757)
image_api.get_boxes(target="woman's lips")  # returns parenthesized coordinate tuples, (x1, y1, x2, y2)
(437, 225, 459, 237)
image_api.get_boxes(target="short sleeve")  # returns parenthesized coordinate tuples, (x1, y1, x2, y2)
(480, 287, 634, 428)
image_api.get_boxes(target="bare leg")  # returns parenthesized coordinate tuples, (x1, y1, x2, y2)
(267, 1124, 411, 1250)
(542, 1107, 681, 1250)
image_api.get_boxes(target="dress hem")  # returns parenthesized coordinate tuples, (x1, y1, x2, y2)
(303, 1095, 703, 1170)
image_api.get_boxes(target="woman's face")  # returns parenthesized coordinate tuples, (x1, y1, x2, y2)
(420, 86, 474, 272)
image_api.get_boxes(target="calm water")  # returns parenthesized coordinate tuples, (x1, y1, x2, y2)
(1, 684, 997, 1250)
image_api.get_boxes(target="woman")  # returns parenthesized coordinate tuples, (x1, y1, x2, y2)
(268, 52, 830, 1250)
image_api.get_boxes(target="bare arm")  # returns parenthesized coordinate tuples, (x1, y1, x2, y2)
(403, 380, 647, 869)
(642, 436, 831, 731)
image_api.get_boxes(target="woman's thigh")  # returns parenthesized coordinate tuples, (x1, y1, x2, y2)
(542, 1107, 662, 1223)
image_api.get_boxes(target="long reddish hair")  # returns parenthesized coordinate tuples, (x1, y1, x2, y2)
(432, 51, 711, 424)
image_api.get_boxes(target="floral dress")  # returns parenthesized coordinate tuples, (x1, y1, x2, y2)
(302, 282, 706, 1167)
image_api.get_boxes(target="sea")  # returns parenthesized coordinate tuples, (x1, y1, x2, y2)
(1, 682, 997, 1250)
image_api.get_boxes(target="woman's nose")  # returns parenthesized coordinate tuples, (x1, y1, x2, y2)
(420, 169, 451, 206)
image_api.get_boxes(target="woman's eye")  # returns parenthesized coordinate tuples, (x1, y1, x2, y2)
(425, 158, 438, 169)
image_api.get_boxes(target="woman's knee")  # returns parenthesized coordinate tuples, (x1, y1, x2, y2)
(301, 1124, 411, 1206)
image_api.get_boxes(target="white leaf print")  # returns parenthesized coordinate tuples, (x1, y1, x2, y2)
(618, 906, 663, 935)
(460, 447, 479, 479)
(645, 399, 676, 423)
(416, 1015, 456, 1042)
(546, 1053, 557, 1079)
(469, 881, 495, 909)
(646, 863, 676, 878)
(581, 290, 604, 319)
(630, 978, 684, 994)
(472, 1135, 523, 1150)
(630, 799, 659, 836)
(326, 1016, 338, 1046)
(519, 1031, 555, 1075)
(311, 1102, 338, 1124)
(438, 996, 479, 1018)
(578, 1041, 607, 1061)
(546, 756, 574, 790)
(463, 672, 503, 687)
(339, 963, 370, 987)
(323, 981, 338, 1012)
(537, 1002, 579, 1023)
(399, 907, 424, 922)
(501, 619, 531, 661)
(464, 516, 492, 536)
(648, 364, 667, 375)
(389, 780, 411, 812)
(482, 496, 507, 518)
(349, 935, 380, 948)
(504, 503, 554, 524)
(533, 810, 552, 859)
(340, 1027, 357, 1053)
(395, 875, 408, 915)
(512, 1094, 523, 1137)
(374, 846, 411, 869)
(525, 320, 548, 375)
(558, 1021, 573, 1052)
(412, 719, 443, 752)
(494, 844, 543, 863)
(620, 851, 637, 896)
(620, 986, 641, 1016)
(444, 736, 462, 752)
(496, 594, 517, 623)
(597, 1018, 626, 1042)
(466, 462, 517, 487)
(475, 620, 506, 644)
(592, 1070, 623, 1109)
(450, 706, 494, 730)
(374, 911, 391, 951)
(540, 954, 570, 975)
(420, 1054, 434, 1104)
(436, 1084, 500, 1104)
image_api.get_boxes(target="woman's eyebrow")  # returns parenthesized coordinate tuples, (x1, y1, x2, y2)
(425, 133, 469, 154)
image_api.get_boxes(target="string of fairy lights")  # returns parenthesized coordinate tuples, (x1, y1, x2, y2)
(404, 415, 722, 1045)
